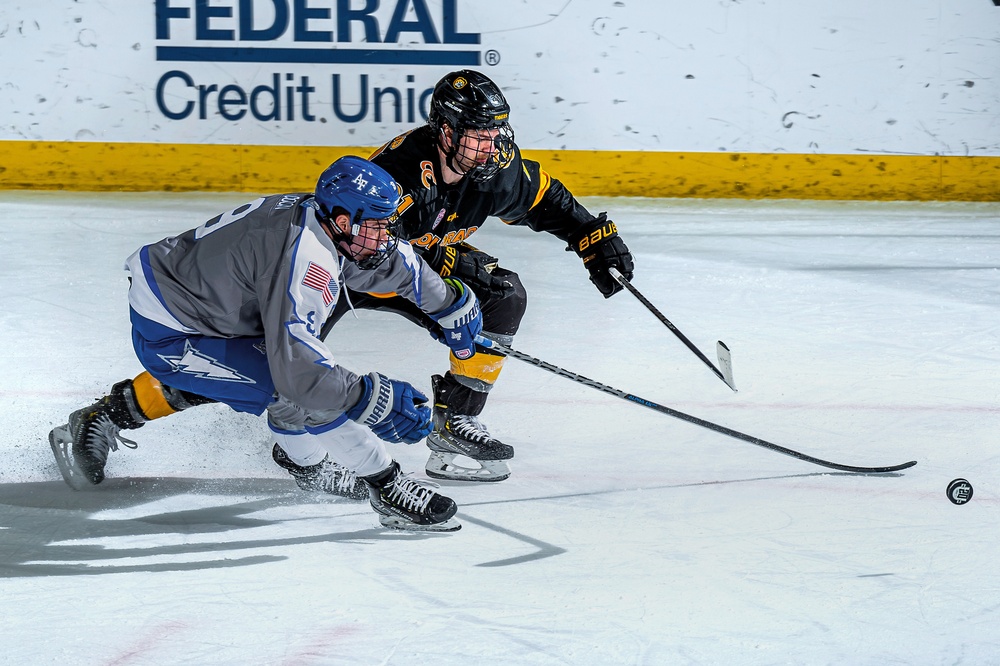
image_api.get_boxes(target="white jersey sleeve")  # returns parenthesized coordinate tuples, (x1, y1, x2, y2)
(340, 238, 455, 314)
(257, 209, 366, 413)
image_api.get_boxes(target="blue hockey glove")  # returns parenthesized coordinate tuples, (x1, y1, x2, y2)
(345, 372, 432, 444)
(430, 278, 483, 360)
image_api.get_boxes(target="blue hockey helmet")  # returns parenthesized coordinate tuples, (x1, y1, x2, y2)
(312, 156, 403, 269)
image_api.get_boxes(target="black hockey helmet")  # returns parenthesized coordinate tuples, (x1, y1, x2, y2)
(429, 70, 515, 182)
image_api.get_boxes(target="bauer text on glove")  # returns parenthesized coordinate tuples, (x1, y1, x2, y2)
(430, 278, 483, 360)
(567, 214, 634, 298)
(345, 372, 432, 444)
(438, 244, 515, 299)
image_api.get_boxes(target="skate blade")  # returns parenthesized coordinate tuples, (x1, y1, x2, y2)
(425, 451, 511, 483)
(48, 425, 94, 491)
(378, 514, 462, 532)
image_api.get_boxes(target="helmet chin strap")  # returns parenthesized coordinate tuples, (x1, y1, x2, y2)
(317, 216, 341, 242)
(327, 209, 394, 268)
(317, 212, 358, 260)
(331, 231, 366, 265)
(439, 126, 465, 177)
(337, 239, 359, 261)
(349, 208, 364, 237)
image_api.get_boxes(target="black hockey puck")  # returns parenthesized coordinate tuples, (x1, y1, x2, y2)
(946, 478, 973, 505)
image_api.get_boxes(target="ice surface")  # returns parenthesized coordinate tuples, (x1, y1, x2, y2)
(1, 192, 998, 664)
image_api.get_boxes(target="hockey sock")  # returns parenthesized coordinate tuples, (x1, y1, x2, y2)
(130, 371, 217, 421)
(130, 372, 176, 420)
(448, 349, 505, 394)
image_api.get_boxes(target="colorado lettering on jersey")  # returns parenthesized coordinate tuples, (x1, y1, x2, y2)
(411, 226, 479, 250)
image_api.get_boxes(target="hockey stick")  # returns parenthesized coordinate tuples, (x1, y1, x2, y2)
(609, 267, 737, 392)
(475, 336, 916, 474)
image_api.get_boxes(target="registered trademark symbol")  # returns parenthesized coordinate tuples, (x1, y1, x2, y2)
(484, 50, 501, 66)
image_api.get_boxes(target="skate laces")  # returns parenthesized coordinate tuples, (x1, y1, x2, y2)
(385, 473, 439, 513)
(318, 461, 360, 494)
(448, 414, 493, 444)
(84, 413, 138, 461)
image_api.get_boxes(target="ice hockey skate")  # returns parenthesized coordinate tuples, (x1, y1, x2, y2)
(424, 374, 513, 483)
(49, 380, 143, 490)
(363, 461, 461, 532)
(271, 443, 368, 500)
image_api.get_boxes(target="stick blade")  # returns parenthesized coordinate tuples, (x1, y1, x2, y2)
(716, 341, 737, 391)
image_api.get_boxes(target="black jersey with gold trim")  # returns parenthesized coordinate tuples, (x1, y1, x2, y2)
(369, 125, 598, 266)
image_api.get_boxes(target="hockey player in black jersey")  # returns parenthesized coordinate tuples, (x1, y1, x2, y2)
(320, 69, 635, 483)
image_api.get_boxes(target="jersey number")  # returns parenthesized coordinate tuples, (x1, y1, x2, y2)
(195, 197, 266, 240)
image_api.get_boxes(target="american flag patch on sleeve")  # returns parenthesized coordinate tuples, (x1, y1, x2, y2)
(302, 261, 337, 305)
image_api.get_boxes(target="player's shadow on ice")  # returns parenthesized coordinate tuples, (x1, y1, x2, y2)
(0, 478, 428, 578)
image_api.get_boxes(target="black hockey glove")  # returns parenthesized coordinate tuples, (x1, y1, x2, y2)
(437, 244, 516, 300)
(567, 214, 634, 298)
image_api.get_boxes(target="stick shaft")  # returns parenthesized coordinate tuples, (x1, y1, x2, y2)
(476, 336, 915, 474)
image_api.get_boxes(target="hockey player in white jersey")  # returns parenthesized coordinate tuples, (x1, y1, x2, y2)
(48, 156, 482, 532)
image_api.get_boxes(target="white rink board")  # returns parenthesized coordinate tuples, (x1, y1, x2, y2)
(2, 0, 998, 155)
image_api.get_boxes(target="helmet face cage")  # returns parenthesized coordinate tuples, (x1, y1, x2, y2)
(451, 123, 515, 183)
(430, 70, 515, 183)
(343, 208, 401, 270)
(313, 156, 402, 269)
